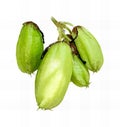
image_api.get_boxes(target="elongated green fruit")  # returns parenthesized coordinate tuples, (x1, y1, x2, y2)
(72, 26, 104, 72)
(16, 21, 44, 74)
(35, 42, 72, 110)
(71, 54, 90, 87)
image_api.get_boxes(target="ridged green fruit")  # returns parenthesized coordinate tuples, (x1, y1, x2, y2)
(35, 42, 72, 110)
(72, 26, 104, 72)
(16, 21, 44, 74)
(71, 54, 90, 87)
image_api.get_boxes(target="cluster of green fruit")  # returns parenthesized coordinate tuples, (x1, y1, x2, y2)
(16, 17, 104, 110)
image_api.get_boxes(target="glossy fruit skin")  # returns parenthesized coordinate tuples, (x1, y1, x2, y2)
(71, 54, 90, 87)
(16, 21, 44, 74)
(35, 42, 72, 110)
(72, 26, 104, 72)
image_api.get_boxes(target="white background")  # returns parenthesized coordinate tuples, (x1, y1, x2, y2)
(0, 0, 119, 126)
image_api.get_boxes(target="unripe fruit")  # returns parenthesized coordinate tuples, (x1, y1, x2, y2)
(71, 54, 90, 87)
(35, 42, 72, 110)
(72, 26, 104, 72)
(16, 21, 44, 74)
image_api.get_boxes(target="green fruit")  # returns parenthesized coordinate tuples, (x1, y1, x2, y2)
(71, 54, 90, 87)
(72, 26, 104, 72)
(35, 42, 72, 110)
(16, 21, 44, 74)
